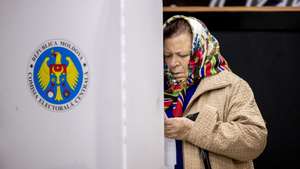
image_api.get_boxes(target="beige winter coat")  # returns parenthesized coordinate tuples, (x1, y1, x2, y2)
(181, 70, 267, 169)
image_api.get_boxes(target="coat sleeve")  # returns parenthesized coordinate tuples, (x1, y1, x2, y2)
(184, 79, 268, 161)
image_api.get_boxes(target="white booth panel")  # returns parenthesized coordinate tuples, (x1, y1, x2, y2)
(124, 1, 164, 169)
(0, 0, 164, 169)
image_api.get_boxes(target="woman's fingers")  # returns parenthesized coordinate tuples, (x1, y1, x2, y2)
(165, 128, 177, 139)
(164, 117, 194, 139)
(164, 118, 174, 126)
(164, 119, 174, 135)
(164, 118, 179, 138)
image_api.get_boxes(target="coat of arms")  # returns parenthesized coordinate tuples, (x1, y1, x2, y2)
(28, 40, 88, 111)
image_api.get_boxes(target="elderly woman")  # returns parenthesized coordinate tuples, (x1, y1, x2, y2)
(163, 15, 267, 169)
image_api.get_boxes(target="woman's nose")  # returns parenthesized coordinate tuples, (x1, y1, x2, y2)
(169, 56, 179, 68)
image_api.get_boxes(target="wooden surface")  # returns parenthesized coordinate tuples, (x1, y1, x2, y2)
(163, 6, 300, 12)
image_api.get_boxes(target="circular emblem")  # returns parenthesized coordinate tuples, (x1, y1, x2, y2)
(27, 39, 88, 111)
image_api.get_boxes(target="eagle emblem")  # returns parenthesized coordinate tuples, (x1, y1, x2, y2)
(36, 49, 80, 103)
(28, 39, 88, 111)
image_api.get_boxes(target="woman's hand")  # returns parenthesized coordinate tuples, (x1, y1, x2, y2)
(164, 117, 194, 140)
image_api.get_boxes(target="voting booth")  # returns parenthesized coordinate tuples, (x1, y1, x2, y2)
(0, 1, 164, 169)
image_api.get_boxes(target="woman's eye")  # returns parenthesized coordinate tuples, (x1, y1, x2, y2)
(164, 54, 171, 58)
(178, 54, 189, 58)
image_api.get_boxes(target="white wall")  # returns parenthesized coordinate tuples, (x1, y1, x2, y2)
(0, 0, 164, 169)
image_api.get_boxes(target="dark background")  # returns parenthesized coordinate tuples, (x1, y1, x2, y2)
(164, 12, 300, 169)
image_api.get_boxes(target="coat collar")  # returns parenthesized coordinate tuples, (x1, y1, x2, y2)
(184, 70, 232, 114)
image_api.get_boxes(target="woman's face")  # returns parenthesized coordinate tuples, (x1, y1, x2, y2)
(164, 32, 192, 83)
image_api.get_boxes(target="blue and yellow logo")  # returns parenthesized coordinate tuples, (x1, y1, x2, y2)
(28, 40, 88, 111)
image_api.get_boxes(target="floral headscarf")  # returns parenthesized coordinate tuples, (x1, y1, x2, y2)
(164, 15, 230, 117)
